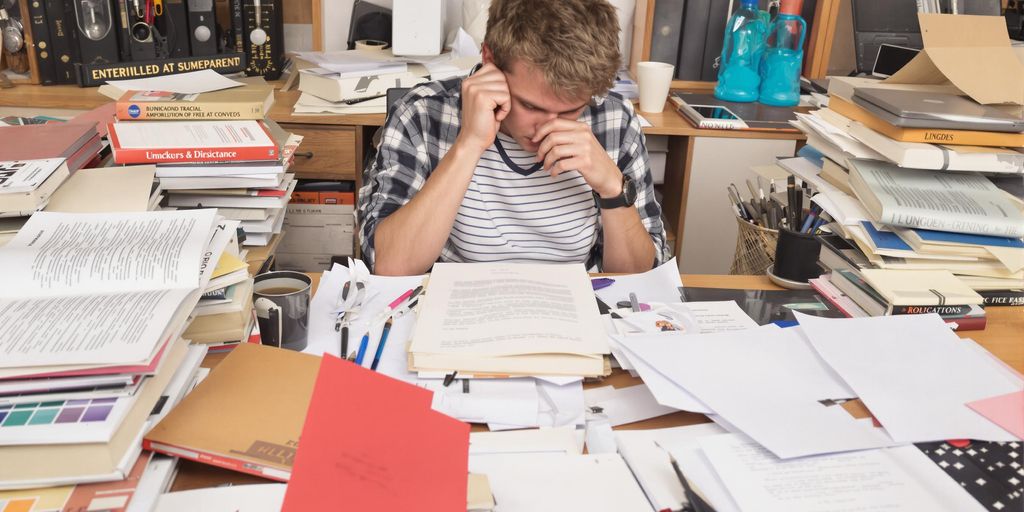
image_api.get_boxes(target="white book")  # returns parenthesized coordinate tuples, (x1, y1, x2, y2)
(158, 174, 283, 190)
(168, 179, 296, 209)
(848, 158, 1024, 238)
(0, 159, 70, 216)
(0, 210, 219, 369)
(155, 162, 284, 178)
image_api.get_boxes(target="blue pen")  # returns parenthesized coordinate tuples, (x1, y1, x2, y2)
(353, 332, 370, 365)
(370, 317, 394, 371)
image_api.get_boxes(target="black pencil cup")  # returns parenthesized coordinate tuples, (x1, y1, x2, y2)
(772, 228, 822, 282)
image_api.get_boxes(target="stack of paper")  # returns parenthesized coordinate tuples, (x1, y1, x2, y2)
(408, 263, 611, 377)
(305, 262, 588, 431)
(291, 48, 479, 114)
(0, 210, 220, 490)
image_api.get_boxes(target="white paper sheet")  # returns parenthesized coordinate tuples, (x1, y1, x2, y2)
(0, 210, 216, 295)
(796, 313, 1023, 442)
(584, 384, 677, 427)
(105, 70, 244, 95)
(677, 301, 760, 333)
(468, 453, 654, 512)
(778, 157, 872, 226)
(699, 433, 985, 512)
(469, 426, 581, 456)
(613, 333, 714, 414)
(155, 483, 285, 512)
(595, 257, 684, 306)
(616, 423, 729, 512)
(619, 327, 891, 458)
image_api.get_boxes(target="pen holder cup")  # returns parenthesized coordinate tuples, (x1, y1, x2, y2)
(771, 228, 822, 283)
(730, 216, 779, 275)
(253, 271, 311, 352)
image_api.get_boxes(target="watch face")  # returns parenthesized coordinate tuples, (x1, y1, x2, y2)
(623, 176, 637, 206)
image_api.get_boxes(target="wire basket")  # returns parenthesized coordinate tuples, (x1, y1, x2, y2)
(730, 216, 779, 275)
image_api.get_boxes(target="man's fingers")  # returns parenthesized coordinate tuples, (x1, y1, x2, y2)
(532, 118, 580, 143)
(537, 132, 574, 162)
(542, 144, 574, 172)
(548, 156, 583, 177)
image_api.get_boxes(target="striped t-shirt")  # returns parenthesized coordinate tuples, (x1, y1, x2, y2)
(442, 132, 599, 264)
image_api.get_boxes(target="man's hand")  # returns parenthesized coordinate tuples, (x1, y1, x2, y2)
(457, 63, 511, 154)
(533, 119, 623, 198)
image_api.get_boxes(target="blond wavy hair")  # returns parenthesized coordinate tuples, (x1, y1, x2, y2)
(484, 0, 621, 100)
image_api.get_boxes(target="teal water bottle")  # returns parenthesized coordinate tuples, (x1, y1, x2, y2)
(714, 0, 767, 103)
(758, 0, 806, 107)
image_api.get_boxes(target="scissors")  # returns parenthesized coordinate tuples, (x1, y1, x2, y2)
(334, 276, 368, 357)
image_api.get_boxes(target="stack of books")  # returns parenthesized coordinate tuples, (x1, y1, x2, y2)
(291, 49, 478, 115)
(0, 121, 107, 241)
(107, 78, 302, 249)
(0, 210, 218, 495)
(781, 78, 1024, 322)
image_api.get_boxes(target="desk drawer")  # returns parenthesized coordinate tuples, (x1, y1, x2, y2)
(281, 124, 357, 180)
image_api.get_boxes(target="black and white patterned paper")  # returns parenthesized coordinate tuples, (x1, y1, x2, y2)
(917, 441, 1023, 511)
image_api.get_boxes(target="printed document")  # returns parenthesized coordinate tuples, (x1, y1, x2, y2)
(700, 433, 986, 512)
(0, 210, 217, 368)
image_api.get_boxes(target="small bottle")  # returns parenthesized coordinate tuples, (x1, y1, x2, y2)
(714, 0, 768, 103)
(758, 0, 807, 107)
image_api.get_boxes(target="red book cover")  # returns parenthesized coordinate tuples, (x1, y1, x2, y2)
(108, 120, 279, 165)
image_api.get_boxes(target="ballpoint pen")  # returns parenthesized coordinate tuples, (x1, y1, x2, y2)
(344, 93, 386, 105)
(369, 317, 393, 371)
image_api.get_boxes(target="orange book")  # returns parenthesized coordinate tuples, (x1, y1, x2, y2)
(289, 191, 319, 204)
(319, 191, 355, 205)
(828, 97, 1024, 148)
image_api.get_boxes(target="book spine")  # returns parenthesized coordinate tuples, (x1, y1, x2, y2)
(945, 315, 987, 332)
(890, 304, 979, 316)
(143, 440, 289, 482)
(27, 0, 57, 85)
(980, 290, 1024, 307)
(112, 145, 279, 164)
(115, 101, 267, 120)
(45, 0, 76, 84)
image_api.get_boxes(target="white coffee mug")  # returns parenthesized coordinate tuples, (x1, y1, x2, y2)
(636, 61, 675, 113)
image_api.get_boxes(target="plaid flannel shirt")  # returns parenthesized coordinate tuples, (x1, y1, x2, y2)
(358, 77, 669, 271)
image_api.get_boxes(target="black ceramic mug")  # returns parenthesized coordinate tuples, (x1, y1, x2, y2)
(253, 271, 311, 351)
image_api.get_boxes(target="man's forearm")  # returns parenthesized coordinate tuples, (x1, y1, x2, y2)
(372, 142, 483, 275)
(600, 207, 657, 273)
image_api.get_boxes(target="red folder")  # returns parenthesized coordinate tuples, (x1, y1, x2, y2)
(283, 355, 470, 512)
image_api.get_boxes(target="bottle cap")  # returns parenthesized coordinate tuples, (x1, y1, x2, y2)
(780, 0, 803, 15)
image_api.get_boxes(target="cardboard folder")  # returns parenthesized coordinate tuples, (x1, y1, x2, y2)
(886, 14, 1024, 106)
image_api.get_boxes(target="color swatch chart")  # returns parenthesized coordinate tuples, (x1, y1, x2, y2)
(0, 398, 116, 427)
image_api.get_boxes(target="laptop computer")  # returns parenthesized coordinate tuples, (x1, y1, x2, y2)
(851, 88, 1024, 133)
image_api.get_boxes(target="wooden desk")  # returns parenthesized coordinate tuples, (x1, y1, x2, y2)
(0, 84, 804, 267)
(170, 273, 1024, 491)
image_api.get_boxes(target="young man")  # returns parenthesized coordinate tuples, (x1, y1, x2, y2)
(358, 0, 669, 275)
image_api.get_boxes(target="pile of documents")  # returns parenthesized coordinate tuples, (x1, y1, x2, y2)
(778, 16, 1024, 320)
(291, 32, 481, 115)
(0, 210, 219, 495)
(101, 71, 302, 249)
(305, 261, 591, 431)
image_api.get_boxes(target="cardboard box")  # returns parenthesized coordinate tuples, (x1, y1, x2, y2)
(280, 204, 354, 255)
(886, 14, 1024, 106)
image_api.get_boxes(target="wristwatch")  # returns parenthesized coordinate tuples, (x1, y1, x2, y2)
(593, 174, 637, 209)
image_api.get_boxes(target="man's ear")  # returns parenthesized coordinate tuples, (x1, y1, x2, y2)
(481, 43, 494, 65)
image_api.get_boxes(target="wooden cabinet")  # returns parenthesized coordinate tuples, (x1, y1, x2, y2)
(279, 124, 358, 180)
